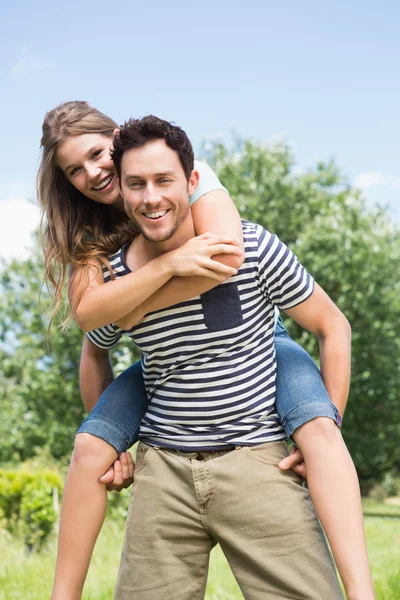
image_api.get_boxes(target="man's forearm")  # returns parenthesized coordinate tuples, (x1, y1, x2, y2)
(318, 316, 352, 417)
(80, 336, 114, 412)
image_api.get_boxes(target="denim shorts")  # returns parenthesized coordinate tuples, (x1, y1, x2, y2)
(274, 318, 341, 438)
(77, 318, 341, 452)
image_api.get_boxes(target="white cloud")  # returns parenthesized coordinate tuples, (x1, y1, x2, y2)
(0, 181, 34, 198)
(11, 44, 55, 79)
(0, 191, 40, 261)
(354, 172, 400, 191)
(353, 171, 400, 218)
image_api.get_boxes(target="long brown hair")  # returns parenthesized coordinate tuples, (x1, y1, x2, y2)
(38, 100, 138, 329)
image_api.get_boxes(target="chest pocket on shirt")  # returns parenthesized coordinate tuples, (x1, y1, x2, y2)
(201, 282, 243, 332)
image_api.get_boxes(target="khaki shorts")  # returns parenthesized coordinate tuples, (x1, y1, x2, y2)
(115, 441, 343, 600)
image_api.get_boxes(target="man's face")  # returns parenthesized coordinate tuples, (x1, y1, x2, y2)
(120, 140, 198, 243)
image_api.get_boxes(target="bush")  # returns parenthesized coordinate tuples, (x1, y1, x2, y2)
(368, 483, 387, 503)
(20, 481, 59, 552)
(107, 487, 130, 521)
(0, 468, 63, 551)
(381, 472, 399, 498)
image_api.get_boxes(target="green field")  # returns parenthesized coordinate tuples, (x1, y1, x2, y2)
(1, 500, 399, 600)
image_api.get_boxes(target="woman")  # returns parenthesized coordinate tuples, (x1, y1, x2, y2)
(39, 101, 374, 600)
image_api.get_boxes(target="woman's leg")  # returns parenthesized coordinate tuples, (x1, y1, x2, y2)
(274, 319, 374, 600)
(52, 434, 117, 600)
(51, 361, 148, 600)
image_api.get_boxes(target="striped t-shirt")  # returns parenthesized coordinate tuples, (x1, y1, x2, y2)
(87, 221, 314, 450)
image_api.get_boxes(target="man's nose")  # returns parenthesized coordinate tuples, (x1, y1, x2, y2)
(144, 184, 162, 203)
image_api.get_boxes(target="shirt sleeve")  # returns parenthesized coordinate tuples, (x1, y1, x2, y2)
(86, 324, 122, 350)
(257, 227, 314, 310)
(189, 160, 229, 206)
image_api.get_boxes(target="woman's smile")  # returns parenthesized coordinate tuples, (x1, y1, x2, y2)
(92, 174, 114, 191)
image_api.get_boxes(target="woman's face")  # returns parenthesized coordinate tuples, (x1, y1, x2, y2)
(56, 133, 121, 205)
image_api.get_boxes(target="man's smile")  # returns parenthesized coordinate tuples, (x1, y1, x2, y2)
(141, 209, 170, 221)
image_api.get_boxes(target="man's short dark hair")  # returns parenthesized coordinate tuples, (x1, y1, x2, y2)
(112, 115, 194, 180)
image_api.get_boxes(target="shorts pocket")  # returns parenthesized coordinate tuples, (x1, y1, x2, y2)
(246, 441, 288, 466)
(201, 282, 243, 332)
(246, 444, 304, 486)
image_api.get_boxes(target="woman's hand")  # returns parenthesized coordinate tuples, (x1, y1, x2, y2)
(166, 233, 243, 281)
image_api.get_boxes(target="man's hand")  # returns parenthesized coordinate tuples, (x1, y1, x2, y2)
(278, 445, 307, 479)
(99, 452, 135, 492)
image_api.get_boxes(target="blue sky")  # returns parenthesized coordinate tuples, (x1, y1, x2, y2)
(1, 0, 399, 259)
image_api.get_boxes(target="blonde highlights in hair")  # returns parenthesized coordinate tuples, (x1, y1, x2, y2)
(37, 101, 138, 329)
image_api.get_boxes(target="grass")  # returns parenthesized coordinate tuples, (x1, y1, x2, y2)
(0, 500, 399, 599)
(362, 499, 400, 599)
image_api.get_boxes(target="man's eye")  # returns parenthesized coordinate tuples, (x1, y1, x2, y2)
(159, 178, 171, 184)
(129, 181, 142, 188)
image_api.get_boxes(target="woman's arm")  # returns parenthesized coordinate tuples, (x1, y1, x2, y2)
(73, 163, 243, 331)
(72, 253, 174, 332)
(72, 232, 240, 332)
(116, 189, 244, 329)
(190, 160, 244, 266)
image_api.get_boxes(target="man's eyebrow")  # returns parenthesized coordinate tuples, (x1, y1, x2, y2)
(64, 146, 102, 173)
(123, 170, 177, 181)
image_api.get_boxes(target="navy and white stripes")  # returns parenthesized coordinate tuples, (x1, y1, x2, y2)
(87, 221, 314, 450)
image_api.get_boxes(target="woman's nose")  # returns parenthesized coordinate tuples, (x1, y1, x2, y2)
(85, 163, 101, 182)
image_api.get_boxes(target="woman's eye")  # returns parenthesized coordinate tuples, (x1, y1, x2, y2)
(70, 167, 80, 176)
(92, 149, 103, 159)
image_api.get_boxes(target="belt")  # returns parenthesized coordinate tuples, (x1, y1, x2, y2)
(153, 445, 242, 462)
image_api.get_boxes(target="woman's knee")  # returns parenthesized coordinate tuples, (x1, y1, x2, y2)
(72, 432, 117, 471)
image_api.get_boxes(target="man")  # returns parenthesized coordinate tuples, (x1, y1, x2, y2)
(85, 115, 348, 599)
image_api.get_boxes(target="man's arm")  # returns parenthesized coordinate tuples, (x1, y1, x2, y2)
(284, 283, 351, 417)
(79, 336, 135, 491)
(80, 336, 114, 412)
(278, 283, 351, 476)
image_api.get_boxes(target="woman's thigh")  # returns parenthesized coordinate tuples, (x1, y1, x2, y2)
(77, 360, 149, 453)
(274, 319, 342, 438)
